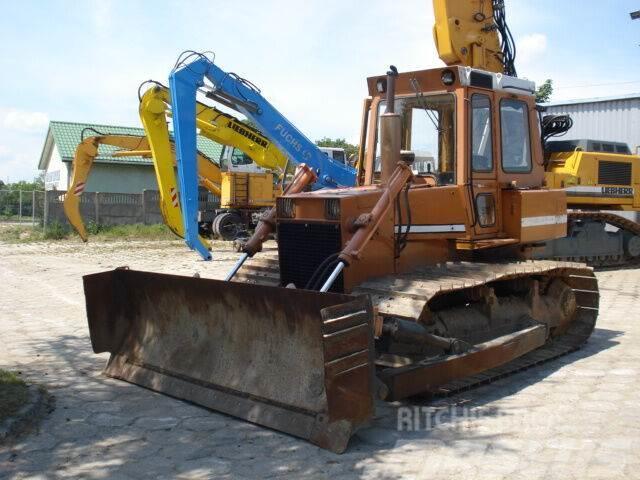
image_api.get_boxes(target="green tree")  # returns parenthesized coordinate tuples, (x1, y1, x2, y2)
(5, 179, 41, 191)
(535, 79, 553, 103)
(315, 137, 358, 158)
(0, 176, 44, 219)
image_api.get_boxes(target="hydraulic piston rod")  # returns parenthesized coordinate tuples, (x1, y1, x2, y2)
(225, 164, 317, 281)
(320, 261, 346, 292)
(225, 253, 249, 281)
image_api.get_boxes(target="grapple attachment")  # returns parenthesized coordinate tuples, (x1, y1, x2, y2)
(83, 268, 375, 453)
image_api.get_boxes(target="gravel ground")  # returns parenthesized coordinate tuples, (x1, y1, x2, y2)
(0, 239, 639, 479)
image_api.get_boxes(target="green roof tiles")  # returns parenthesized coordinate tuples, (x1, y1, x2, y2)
(48, 120, 224, 165)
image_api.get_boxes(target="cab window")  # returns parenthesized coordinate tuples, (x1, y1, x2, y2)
(471, 94, 493, 172)
(230, 148, 253, 166)
(219, 146, 253, 170)
(375, 94, 456, 184)
(500, 99, 531, 173)
(332, 150, 346, 164)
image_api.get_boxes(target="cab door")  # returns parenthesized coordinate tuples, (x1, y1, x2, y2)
(468, 90, 500, 236)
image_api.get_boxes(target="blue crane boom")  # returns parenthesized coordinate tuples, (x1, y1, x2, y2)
(169, 54, 357, 260)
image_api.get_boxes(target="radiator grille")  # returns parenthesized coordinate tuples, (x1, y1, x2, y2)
(277, 222, 343, 292)
(598, 161, 632, 185)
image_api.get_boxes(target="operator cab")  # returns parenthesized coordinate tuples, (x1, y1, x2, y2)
(219, 146, 266, 173)
(275, 66, 567, 292)
(319, 147, 347, 164)
(360, 65, 543, 189)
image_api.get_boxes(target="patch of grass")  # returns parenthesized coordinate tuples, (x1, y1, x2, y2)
(0, 222, 69, 242)
(89, 223, 176, 242)
(85, 221, 104, 235)
(0, 223, 177, 243)
(43, 221, 68, 240)
(0, 225, 47, 242)
(0, 369, 29, 424)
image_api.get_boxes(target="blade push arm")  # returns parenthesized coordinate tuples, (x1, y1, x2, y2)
(169, 55, 357, 259)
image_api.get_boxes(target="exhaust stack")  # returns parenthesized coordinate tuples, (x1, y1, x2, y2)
(380, 66, 401, 184)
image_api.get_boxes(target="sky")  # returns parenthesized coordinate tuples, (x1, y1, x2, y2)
(0, 0, 639, 182)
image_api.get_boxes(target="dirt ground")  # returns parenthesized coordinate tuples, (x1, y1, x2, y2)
(1, 239, 639, 479)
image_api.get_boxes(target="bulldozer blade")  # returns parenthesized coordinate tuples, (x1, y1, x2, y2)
(83, 268, 375, 453)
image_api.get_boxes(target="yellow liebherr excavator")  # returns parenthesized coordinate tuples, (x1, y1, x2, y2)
(434, 1, 640, 267)
(82, 1, 599, 453)
(64, 84, 289, 241)
(542, 141, 640, 266)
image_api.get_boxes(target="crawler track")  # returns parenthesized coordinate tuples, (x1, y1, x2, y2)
(549, 212, 640, 268)
(237, 256, 599, 399)
(435, 267, 598, 396)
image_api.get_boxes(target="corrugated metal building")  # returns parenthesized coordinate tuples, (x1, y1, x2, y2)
(544, 93, 640, 154)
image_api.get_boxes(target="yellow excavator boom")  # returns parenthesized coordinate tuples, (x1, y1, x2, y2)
(63, 134, 219, 241)
(113, 148, 222, 198)
(433, 0, 515, 75)
(141, 84, 289, 174)
(65, 84, 290, 243)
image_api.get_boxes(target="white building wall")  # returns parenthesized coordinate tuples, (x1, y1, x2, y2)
(44, 145, 70, 191)
(545, 96, 640, 154)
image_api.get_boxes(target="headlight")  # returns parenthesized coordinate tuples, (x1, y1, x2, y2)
(325, 198, 340, 220)
(441, 69, 455, 86)
(277, 198, 295, 218)
(476, 194, 496, 227)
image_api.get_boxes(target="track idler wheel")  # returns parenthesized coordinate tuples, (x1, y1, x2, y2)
(624, 234, 640, 258)
(533, 279, 577, 336)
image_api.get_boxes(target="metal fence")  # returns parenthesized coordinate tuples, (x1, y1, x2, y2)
(0, 190, 46, 225)
(45, 189, 164, 227)
(43, 188, 220, 229)
(1, 188, 221, 229)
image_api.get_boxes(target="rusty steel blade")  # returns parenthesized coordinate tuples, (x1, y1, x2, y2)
(83, 268, 375, 453)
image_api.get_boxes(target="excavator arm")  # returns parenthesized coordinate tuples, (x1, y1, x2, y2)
(433, 0, 516, 75)
(66, 84, 291, 244)
(168, 54, 357, 259)
(138, 86, 223, 245)
(114, 148, 221, 196)
(141, 84, 290, 174)
(63, 134, 219, 241)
